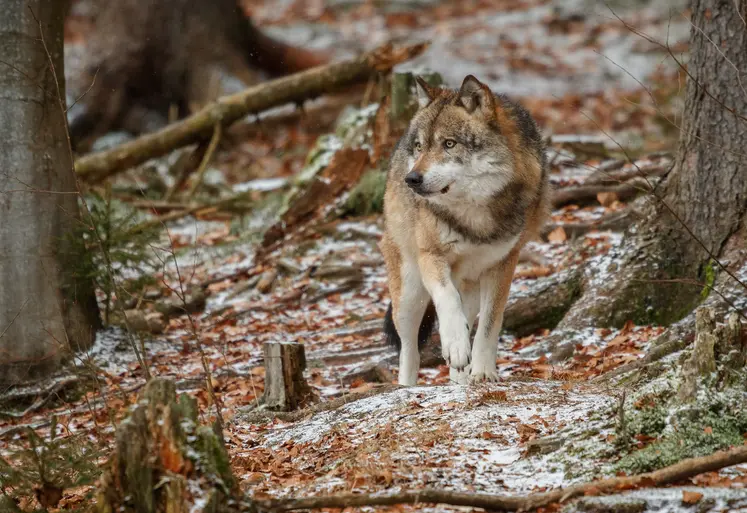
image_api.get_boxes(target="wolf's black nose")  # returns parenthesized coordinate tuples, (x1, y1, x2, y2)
(405, 172, 423, 187)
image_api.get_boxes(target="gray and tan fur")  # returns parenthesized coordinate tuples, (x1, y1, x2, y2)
(379, 74, 550, 385)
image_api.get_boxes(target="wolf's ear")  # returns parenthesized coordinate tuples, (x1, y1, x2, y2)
(458, 75, 496, 119)
(415, 76, 436, 109)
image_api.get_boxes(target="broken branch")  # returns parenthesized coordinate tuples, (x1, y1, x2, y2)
(186, 122, 222, 200)
(127, 191, 253, 235)
(74, 42, 428, 183)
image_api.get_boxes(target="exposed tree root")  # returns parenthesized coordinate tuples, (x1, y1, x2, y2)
(255, 444, 747, 512)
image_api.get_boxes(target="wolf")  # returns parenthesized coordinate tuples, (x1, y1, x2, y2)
(378, 74, 550, 386)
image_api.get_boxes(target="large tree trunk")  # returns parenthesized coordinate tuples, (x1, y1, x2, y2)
(0, 0, 101, 385)
(559, 0, 747, 330)
(67, 0, 328, 149)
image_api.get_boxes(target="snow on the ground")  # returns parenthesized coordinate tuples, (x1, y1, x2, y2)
(230, 380, 616, 499)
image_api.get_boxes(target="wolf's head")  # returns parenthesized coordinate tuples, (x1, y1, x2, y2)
(397, 75, 522, 208)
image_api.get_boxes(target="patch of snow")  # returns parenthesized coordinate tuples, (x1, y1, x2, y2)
(233, 177, 288, 193)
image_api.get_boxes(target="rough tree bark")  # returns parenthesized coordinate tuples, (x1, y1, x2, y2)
(67, 0, 328, 149)
(559, 0, 747, 330)
(0, 0, 100, 384)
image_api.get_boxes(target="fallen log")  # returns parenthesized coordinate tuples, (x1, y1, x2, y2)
(540, 208, 636, 240)
(584, 162, 669, 186)
(552, 176, 655, 209)
(503, 268, 583, 337)
(74, 42, 428, 183)
(257, 443, 747, 512)
(126, 190, 254, 235)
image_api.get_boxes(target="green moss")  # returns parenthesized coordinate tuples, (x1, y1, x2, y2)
(616, 394, 747, 474)
(629, 404, 667, 438)
(193, 426, 235, 492)
(701, 258, 717, 301)
(341, 169, 387, 217)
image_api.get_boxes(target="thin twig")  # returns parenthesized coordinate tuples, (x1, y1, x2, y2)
(186, 122, 222, 200)
(127, 190, 253, 236)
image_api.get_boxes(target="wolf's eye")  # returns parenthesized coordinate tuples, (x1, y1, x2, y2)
(414, 142, 422, 153)
(443, 139, 457, 149)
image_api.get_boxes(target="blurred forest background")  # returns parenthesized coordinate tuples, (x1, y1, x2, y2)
(1, 0, 747, 512)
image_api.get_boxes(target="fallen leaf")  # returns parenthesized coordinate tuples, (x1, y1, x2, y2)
(682, 491, 704, 504)
(547, 226, 567, 242)
(704, 426, 713, 435)
(597, 191, 619, 206)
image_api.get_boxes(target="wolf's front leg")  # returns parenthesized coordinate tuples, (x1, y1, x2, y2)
(419, 253, 471, 370)
(392, 259, 431, 386)
(450, 280, 480, 385)
(470, 250, 520, 382)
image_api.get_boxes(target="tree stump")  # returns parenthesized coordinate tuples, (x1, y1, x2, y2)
(390, 70, 443, 127)
(677, 307, 745, 402)
(94, 378, 237, 513)
(262, 342, 313, 411)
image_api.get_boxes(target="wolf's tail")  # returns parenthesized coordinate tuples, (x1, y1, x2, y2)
(384, 300, 437, 352)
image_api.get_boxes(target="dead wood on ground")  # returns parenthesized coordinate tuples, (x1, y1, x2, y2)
(74, 42, 428, 183)
(257, 444, 747, 511)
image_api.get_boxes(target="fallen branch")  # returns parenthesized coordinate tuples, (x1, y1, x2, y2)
(257, 443, 747, 511)
(186, 122, 222, 200)
(125, 199, 196, 211)
(127, 190, 254, 235)
(75, 42, 428, 183)
(584, 162, 669, 186)
(0, 375, 80, 419)
(540, 208, 636, 240)
(552, 177, 655, 209)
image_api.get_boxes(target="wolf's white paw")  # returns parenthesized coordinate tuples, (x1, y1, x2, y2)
(440, 320, 471, 370)
(449, 366, 470, 385)
(469, 364, 500, 383)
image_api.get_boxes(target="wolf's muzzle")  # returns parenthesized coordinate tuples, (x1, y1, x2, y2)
(405, 171, 424, 188)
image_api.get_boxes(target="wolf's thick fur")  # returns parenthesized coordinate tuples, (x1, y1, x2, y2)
(379, 75, 550, 385)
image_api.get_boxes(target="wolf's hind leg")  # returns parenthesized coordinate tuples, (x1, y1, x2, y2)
(470, 250, 520, 383)
(392, 259, 430, 386)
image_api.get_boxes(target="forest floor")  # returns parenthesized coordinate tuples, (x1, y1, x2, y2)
(3, 1, 747, 512)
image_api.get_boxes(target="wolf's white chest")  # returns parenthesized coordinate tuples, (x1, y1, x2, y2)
(446, 234, 520, 282)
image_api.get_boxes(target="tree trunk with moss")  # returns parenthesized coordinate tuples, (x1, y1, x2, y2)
(560, 0, 747, 330)
(0, 0, 101, 385)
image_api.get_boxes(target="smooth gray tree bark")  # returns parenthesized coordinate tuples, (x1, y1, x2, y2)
(0, 0, 100, 384)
